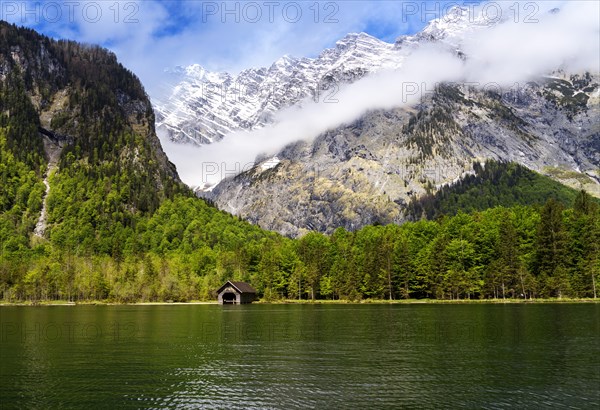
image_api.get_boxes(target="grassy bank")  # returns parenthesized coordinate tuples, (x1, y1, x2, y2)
(1, 298, 598, 306)
(259, 298, 600, 304)
(0, 300, 217, 306)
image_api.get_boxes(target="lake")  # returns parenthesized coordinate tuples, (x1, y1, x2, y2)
(1, 303, 599, 409)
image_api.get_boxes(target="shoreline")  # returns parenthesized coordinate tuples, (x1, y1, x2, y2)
(0, 301, 218, 306)
(1, 298, 598, 306)
(264, 298, 600, 304)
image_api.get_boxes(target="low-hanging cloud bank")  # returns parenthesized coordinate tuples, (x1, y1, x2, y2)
(161, 1, 600, 188)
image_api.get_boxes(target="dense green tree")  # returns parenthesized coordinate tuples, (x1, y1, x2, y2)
(566, 190, 600, 298)
(297, 232, 332, 300)
(534, 199, 567, 296)
(329, 227, 358, 300)
(392, 234, 412, 299)
(495, 213, 521, 298)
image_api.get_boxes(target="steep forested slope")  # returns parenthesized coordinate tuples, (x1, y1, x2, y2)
(406, 160, 594, 220)
(1, 21, 186, 251)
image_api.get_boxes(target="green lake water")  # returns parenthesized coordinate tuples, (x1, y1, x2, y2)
(1, 304, 599, 409)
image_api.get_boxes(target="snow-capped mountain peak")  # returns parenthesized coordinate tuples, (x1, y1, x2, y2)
(152, 5, 548, 147)
(154, 28, 407, 145)
(334, 31, 380, 48)
(183, 64, 232, 83)
(411, 5, 500, 44)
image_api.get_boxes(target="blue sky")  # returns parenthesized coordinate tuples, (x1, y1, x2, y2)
(1, 0, 476, 94)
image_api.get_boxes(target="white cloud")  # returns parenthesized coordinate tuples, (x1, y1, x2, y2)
(462, 1, 600, 85)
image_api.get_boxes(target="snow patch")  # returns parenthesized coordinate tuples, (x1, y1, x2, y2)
(260, 156, 280, 171)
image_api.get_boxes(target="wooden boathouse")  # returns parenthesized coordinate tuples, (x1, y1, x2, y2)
(217, 281, 257, 304)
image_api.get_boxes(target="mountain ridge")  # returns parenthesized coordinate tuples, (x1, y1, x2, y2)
(154, 31, 405, 145)
(155, 6, 599, 237)
(153, 6, 497, 146)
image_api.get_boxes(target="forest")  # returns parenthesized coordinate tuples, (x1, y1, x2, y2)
(406, 160, 583, 220)
(1, 189, 598, 302)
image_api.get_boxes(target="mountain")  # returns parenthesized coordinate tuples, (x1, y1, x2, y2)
(405, 160, 597, 220)
(154, 7, 497, 145)
(155, 7, 599, 237)
(1, 21, 599, 303)
(155, 32, 405, 144)
(0, 21, 186, 250)
(208, 79, 599, 236)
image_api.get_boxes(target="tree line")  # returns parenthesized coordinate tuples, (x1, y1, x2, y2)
(1, 190, 597, 302)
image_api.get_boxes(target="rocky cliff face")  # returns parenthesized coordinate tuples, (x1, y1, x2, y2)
(207, 78, 599, 237)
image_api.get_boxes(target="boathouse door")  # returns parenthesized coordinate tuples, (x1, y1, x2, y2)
(222, 292, 237, 304)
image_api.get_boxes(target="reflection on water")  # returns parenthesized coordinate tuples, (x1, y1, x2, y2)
(1, 304, 599, 408)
